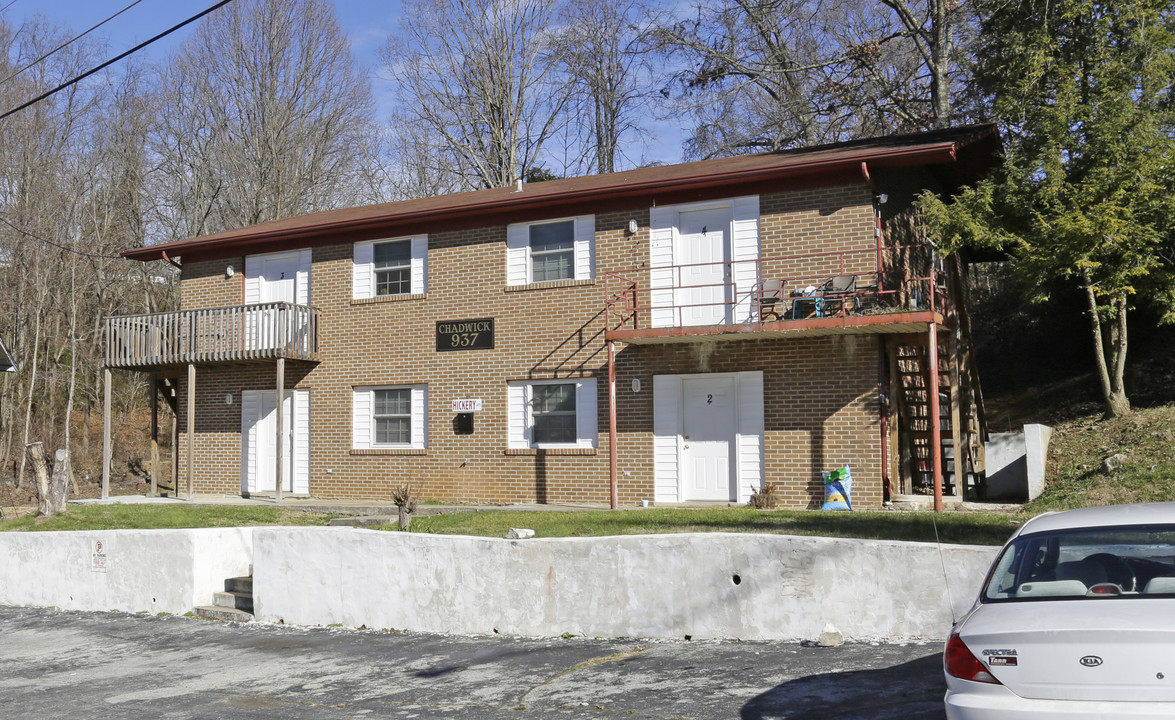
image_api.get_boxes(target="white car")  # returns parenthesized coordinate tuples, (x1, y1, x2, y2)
(945, 502, 1175, 719)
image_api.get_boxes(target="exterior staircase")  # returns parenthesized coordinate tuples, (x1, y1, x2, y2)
(889, 258, 987, 500)
(194, 575, 254, 622)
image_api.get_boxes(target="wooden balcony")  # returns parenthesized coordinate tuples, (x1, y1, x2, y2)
(603, 245, 950, 344)
(105, 302, 319, 369)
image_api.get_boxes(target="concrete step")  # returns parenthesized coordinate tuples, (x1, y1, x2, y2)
(194, 605, 253, 623)
(225, 576, 252, 594)
(213, 590, 254, 613)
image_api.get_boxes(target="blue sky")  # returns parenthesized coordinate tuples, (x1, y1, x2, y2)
(5, 0, 685, 166)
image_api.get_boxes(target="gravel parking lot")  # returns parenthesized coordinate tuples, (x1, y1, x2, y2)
(0, 606, 946, 719)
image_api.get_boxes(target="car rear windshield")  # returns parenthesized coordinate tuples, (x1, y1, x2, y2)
(983, 524, 1175, 602)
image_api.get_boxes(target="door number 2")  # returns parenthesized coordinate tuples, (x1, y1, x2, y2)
(707, 394, 713, 404)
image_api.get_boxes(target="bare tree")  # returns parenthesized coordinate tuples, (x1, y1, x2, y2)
(150, 0, 377, 238)
(555, 0, 655, 174)
(653, 0, 979, 158)
(381, 0, 570, 189)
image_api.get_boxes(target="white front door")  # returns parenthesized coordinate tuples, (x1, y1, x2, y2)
(681, 376, 736, 501)
(242, 389, 309, 494)
(677, 207, 731, 326)
(259, 252, 300, 304)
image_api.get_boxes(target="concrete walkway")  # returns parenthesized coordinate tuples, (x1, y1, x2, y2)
(0, 606, 947, 719)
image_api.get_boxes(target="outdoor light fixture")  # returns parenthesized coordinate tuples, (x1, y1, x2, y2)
(225, 264, 235, 278)
(632, 378, 641, 393)
(224, 393, 233, 405)
(627, 219, 639, 235)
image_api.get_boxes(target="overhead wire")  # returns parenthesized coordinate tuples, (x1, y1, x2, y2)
(0, 0, 147, 89)
(0, 0, 233, 122)
(0, 214, 127, 260)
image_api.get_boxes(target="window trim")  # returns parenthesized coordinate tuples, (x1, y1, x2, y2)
(508, 378, 597, 450)
(372, 238, 413, 297)
(353, 235, 427, 300)
(506, 215, 594, 286)
(353, 384, 428, 450)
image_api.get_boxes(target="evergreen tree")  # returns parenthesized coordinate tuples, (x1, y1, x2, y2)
(920, 0, 1175, 417)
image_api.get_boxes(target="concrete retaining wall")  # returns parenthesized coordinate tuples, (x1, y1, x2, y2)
(253, 529, 999, 641)
(0, 527, 253, 615)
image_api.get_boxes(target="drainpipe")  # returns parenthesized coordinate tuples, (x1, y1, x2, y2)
(608, 339, 618, 509)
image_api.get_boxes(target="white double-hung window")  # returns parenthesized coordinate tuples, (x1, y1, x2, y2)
(506, 216, 594, 285)
(508, 379, 597, 449)
(353, 236, 427, 299)
(353, 385, 427, 449)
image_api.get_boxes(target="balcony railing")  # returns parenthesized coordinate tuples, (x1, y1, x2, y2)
(105, 302, 319, 369)
(604, 244, 949, 335)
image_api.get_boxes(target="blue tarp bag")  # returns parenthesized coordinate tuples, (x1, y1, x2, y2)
(822, 466, 852, 511)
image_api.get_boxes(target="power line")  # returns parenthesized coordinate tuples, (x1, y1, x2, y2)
(0, 214, 125, 260)
(0, 0, 233, 122)
(0, 0, 147, 89)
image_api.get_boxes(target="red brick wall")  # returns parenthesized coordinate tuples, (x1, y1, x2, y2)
(174, 184, 883, 507)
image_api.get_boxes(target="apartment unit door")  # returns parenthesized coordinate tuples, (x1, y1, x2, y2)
(681, 376, 737, 501)
(241, 389, 309, 495)
(676, 206, 732, 326)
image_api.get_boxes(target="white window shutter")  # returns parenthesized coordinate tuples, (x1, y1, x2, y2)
(574, 215, 595, 280)
(411, 236, 428, 295)
(648, 206, 676, 328)
(736, 371, 764, 503)
(652, 375, 681, 502)
(244, 256, 261, 305)
(411, 385, 428, 449)
(576, 379, 598, 448)
(296, 249, 312, 305)
(730, 196, 760, 323)
(240, 390, 260, 491)
(352, 387, 371, 449)
(292, 389, 310, 494)
(353, 241, 374, 300)
(505, 224, 530, 286)
(507, 383, 530, 448)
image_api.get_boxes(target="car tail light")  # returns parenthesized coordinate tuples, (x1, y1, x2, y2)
(945, 633, 1001, 684)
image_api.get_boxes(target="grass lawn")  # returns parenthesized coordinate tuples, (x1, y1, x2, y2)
(379, 506, 1022, 546)
(0, 502, 1020, 545)
(0, 505, 335, 532)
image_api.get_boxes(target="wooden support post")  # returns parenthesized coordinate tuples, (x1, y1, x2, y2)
(928, 323, 943, 513)
(186, 363, 195, 501)
(275, 357, 285, 504)
(171, 404, 178, 496)
(948, 333, 963, 500)
(608, 340, 617, 510)
(101, 367, 111, 500)
(150, 376, 159, 497)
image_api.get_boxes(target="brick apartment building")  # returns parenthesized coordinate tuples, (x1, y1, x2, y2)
(105, 125, 1000, 510)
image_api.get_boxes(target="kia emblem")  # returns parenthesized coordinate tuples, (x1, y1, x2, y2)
(1080, 656, 1103, 668)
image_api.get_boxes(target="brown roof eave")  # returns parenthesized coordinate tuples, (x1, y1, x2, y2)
(122, 139, 970, 264)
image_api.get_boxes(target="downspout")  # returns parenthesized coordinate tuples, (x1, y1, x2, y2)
(608, 339, 618, 509)
(862, 162, 891, 503)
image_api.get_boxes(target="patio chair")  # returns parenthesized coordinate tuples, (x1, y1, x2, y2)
(758, 278, 784, 321)
(820, 275, 857, 315)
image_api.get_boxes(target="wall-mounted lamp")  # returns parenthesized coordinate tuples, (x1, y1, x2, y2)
(631, 378, 641, 393)
(627, 219, 639, 235)
(225, 264, 235, 278)
(874, 193, 888, 205)
(224, 393, 233, 405)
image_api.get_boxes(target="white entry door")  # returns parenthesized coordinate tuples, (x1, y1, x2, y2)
(259, 252, 300, 304)
(241, 389, 309, 494)
(677, 207, 731, 326)
(681, 376, 736, 501)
